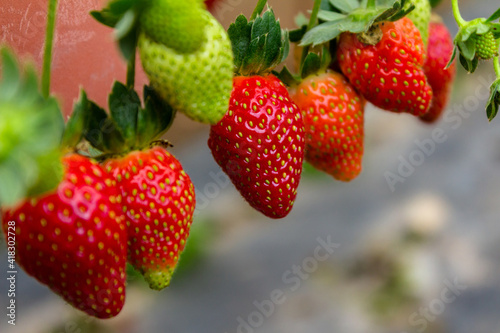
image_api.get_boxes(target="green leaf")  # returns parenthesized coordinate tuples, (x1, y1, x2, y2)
(487, 80, 500, 121)
(300, 20, 343, 46)
(329, 0, 360, 14)
(109, 81, 140, 146)
(317, 10, 347, 21)
(487, 8, 500, 22)
(0, 49, 21, 100)
(295, 12, 309, 27)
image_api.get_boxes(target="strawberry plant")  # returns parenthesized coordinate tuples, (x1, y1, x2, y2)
(1, 0, 500, 323)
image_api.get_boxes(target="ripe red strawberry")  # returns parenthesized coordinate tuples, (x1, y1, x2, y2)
(337, 17, 433, 117)
(208, 74, 305, 218)
(1, 154, 127, 318)
(421, 21, 456, 123)
(104, 146, 195, 290)
(290, 71, 365, 181)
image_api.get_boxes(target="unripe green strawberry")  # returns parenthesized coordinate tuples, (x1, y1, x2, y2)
(406, 0, 431, 47)
(471, 31, 499, 60)
(140, 0, 206, 54)
(139, 11, 233, 124)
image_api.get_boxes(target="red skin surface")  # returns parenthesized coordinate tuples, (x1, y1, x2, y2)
(0, 0, 147, 117)
(338, 17, 433, 117)
(420, 21, 456, 123)
(104, 146, 195, 290)
(1, 154, 127, 318)
(291, 71, 365, 182)
(208, 74, 305, 219)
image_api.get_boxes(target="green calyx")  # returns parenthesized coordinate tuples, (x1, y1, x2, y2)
(62, 82, 175, 156)
(228, 10, 290, 76)
(0, 48, 64, 206)
(448, 16, 500, 73)
(300, 0, 415, 47)
(140, 0, 207, 54)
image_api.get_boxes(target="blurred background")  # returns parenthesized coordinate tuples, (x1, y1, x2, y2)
(2, 0, 500, 332)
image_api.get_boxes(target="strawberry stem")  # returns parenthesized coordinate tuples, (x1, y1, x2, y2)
(126, 41, 136, 89)
(452, 0, 467, 28)
(300, 0, 322, 66)
(250, 0, 268, 21)
(495, 57, 500, 78)
(42, 0, 58, 99)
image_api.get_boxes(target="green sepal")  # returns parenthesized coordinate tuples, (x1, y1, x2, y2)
(486, 79, 500, 121)
(274, 66, 301, 87)
(83, 98, 126, 154)
(62, 90, 91, 149)
(301, 53, 322, 79)
(301, 0, 414, 47)
(136, 86, 176, 148)
(458, 52, 479, 73)
(109, 81, 140, 146)
(487, 8, 500, 22)
(0, 48, 64, 206)
(228, 10, 290, 75)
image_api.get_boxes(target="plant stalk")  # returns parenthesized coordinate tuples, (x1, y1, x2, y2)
(42, 0, 58, 99)
(452, 0, 467, 28)
(250, 0, 268, 21)
(494, 56, 500, 78)
(126, 41, 136, 89)
(300, 0, 322, 67)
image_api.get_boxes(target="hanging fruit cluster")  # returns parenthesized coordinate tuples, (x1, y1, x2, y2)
(0, 0, 499, 319)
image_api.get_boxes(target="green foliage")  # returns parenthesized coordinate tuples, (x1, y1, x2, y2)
(300, 0, 414, 46)
(487, 79, 500, 121)
(63, 82, 175, 156)
(0, 48, 64, 206)
(228, 10, 290, 76)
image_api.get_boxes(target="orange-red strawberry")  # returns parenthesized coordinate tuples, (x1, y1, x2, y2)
(291, 71, 365, 181)
(208, 75, 305, 218)
(420, 20, 456, 123)
(104, 146, 195, 290)
(337, 17, 433, 117)
(1, 154, 127, 318)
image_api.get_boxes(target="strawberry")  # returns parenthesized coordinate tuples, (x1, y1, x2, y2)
(337, 17, 433, 117)
(104, 146, 195, 290)
(138, 10, 233, 124)
(208, 74, 305, 218)
(421, 20, 456, 123)
(140, 0, 206, 54)
(1, 154, 127, 318)
(207, 11, 305, 219)
(471, 31, 499, 60)
(290, 71, 365, 181)
(406, 0, 431, 47)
